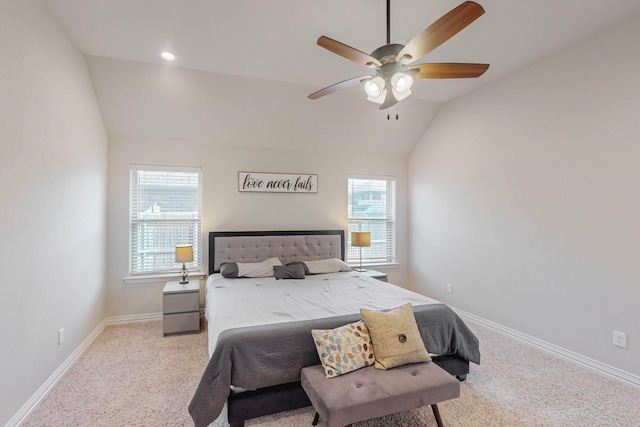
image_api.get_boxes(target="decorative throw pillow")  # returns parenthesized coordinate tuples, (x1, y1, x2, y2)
(302, 258, 352, 274)
(312, 320, 375, 378)
(360, 303, 431, 370)
(231, 257, 282, 278)
(286, 261, 310, 275)
(273, 264, 305, 280)
(220, 263, 239, 278)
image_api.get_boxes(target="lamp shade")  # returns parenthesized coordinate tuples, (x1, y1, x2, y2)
(364, 77, 387, 104)
(391, 72, 413, 93)
(175, 244, 194, 263)
(351, 231, 371, 247)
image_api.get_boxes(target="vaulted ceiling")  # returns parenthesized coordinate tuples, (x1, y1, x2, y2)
(44, 0, 640, 155)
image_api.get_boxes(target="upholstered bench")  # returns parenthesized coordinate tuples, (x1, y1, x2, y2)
(301, 361, 460, 427)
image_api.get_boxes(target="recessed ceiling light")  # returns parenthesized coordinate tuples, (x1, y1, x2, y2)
(160, 51, 175, 61)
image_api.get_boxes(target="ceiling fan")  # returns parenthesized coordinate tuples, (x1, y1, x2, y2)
(308, 1, 489, 110)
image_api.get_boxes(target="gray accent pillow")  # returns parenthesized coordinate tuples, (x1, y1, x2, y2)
(286, 261, 310, 275)
(274, 264, 306, 280)
(220, 263, 239, 278)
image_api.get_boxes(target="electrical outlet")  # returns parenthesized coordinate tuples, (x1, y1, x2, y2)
(447, 284, 453, 294)
(613, 331, 627, 349)
(58, 328, 65, 346)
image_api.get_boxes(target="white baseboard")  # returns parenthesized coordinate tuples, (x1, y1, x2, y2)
(454, 307, 640, 389)
(6, 313, 163, 427)
(6, 318, 108, 427)
(104, 312, 162, 325)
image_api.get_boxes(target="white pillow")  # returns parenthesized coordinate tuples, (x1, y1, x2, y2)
(304, 258, 351, 274)
(237, 257, 282, 278)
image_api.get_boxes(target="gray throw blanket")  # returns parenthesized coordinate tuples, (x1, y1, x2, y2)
(189, 303, 480, 427)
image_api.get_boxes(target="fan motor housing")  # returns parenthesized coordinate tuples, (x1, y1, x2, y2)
(370, 43, 405, 64)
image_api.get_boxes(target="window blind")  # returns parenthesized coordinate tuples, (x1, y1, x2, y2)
(130, 165, 202, 275)
(347, 176, 395, 264)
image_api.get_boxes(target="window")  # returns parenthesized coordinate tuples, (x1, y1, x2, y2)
(130, 165, 202, 275)
(347, 176, 395, 265)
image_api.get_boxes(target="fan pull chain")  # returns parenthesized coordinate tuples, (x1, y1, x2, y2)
(386, 105, 400, 120)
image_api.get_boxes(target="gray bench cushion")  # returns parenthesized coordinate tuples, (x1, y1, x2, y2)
(301, 362, 460, 427)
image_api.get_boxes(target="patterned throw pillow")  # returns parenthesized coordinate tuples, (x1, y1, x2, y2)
(312, 320, 375, 378)
(360, 303, 431, 370)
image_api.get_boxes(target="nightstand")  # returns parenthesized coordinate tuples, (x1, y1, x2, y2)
(359, 269, 388, 282)
(162, 281, 200, 336)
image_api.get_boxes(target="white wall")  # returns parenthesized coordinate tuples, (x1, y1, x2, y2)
(85, 55, 441, 157)
(0, 0, 108, 424)
(107, 138, 408, 316)
(409, 14, 640, 376)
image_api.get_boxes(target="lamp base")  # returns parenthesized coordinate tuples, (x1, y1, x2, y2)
(179, 264, 189, 284)
(354, 268, 368, 272)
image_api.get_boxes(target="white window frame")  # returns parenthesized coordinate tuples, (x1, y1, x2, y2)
(128, 164, 203, 281)
(347, 175, 396, 266)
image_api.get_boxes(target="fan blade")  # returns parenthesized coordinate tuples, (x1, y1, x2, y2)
(410, 63, 489, 79)
(308, 76, 373, 100)
(317, 36, 382, 68)
(396, 1, 485, 64)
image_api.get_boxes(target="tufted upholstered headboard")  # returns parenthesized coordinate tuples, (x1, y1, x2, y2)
(208, 230, 345, 274)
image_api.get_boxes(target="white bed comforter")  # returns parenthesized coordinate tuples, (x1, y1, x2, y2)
(205, 271, 439, 357)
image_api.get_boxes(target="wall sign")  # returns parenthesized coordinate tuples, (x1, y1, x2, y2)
(238, 172, 318, 193)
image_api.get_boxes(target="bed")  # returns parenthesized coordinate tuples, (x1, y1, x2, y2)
(189, 230, 480, 427)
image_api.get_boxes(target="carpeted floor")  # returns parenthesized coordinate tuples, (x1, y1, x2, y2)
(22, 319, 640, 427)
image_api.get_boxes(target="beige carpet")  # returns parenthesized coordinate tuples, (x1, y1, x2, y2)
(23, 319, 640, 427)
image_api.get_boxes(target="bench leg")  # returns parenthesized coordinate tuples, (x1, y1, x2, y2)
(431, 404, 444, 427)
(310, 412, 351, 427)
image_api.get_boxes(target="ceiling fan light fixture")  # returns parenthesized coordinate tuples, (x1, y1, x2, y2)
(391, 72, 413, 93)
(392, 87, 412, 101)
(308, 1, 489, 109)
(368, 88, 388, 104)
(364, 77, 384, 98)
(364, 77, 388, 103)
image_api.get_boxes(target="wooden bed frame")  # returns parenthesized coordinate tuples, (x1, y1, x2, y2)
(206, 230, 469, 427)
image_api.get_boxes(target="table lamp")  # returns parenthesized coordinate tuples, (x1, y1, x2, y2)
(351, 231, 371, 272)
(175, 244, 194, 284)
